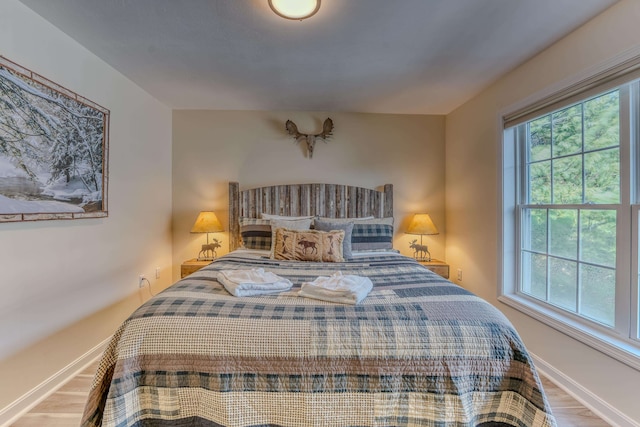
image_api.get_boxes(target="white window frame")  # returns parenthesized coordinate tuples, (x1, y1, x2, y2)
(499, 55, 640, 371)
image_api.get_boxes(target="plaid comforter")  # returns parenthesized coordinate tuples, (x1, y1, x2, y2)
(82, 251, 556, 427)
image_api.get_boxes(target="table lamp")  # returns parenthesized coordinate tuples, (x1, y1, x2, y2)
(405, 213, 439, 261)
(191, 211, 224, 261)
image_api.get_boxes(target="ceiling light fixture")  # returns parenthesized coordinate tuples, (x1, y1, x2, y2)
(268, 0, 321, 21)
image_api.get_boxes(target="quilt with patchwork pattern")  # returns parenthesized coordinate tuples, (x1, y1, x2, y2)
(82, 251, 556, 427)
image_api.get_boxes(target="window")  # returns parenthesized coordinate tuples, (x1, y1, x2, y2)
(501, 68, 640, 368)
(522, 91, 620, 326)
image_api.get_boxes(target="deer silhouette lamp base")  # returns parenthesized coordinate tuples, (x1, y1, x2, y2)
(198, 234, 222, 261)
(410, 235, 432, 262)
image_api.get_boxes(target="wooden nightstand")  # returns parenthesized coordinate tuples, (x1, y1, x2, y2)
(181, 259, 211, 278)
(419, 259, 450, 279)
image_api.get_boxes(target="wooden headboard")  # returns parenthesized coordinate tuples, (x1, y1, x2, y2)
(229, 182, 393, 251)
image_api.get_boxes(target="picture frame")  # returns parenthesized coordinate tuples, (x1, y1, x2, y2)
(0, 56, 109, 222)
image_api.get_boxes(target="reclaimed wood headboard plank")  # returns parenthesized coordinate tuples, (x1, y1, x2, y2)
(228, 182, 393, 251)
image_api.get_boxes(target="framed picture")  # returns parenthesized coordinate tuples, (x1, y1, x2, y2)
(0, 56, 109, 222)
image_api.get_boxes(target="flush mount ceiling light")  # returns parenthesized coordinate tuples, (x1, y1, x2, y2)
(268, 0, 321, 20)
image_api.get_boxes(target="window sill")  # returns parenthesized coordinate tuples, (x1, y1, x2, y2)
(498, 293, 640, 372)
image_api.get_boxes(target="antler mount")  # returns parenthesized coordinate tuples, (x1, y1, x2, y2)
(285, 117, 334, 158)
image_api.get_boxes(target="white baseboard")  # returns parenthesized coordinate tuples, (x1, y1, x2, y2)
(531, 352, 640, 427)
(0, 337, 109, 427)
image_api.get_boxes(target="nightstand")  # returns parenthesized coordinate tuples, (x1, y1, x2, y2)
(181, 259, 211, 278)
(419, 259, 450, 279)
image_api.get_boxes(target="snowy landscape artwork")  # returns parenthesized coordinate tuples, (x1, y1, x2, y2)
(0, 56, 109, 222)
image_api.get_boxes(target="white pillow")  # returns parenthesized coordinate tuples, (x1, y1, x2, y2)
(261, 213, 315, 220)
(269, 218, 313, 258)
(316, 216, 385, 224)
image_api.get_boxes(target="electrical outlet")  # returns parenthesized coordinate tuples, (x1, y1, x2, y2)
(138, 275, 147, 288)
(457, 268, 463, 282)
(155, 267, 161, 279)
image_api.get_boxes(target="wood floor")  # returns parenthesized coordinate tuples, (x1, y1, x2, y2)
(538, 376, 611, 427)
(10, 360, 611, 427)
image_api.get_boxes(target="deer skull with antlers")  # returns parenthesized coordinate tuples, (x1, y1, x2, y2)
(285, 118, 333, 158)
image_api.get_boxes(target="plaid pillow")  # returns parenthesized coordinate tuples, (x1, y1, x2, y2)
(351, 223, 393, 251)
(239, 218, 272, 250)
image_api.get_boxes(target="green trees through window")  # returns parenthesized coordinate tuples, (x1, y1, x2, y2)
(520, 91, 619, 326)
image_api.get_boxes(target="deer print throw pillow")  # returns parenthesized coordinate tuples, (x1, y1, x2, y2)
(273, 228, 345, 262)
(268, 218, 313, 258)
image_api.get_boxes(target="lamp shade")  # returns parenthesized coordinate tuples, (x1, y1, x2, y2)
(190, 211, 224, 234)
(406, 213, 439, 235)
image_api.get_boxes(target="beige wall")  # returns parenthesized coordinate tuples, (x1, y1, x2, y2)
(446, 0, 640, 422)
(172, 110, 445, 281)
(0, 0, 173, 409)
(4, 0, 640, 422)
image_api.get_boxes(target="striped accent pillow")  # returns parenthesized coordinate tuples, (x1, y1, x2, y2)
(352, 222, 393, 251)
(239, 218, 272, 250)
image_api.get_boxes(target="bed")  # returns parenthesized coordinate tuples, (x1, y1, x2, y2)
(82, 182, 557, 427)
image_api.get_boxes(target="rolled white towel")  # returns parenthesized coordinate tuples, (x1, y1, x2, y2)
(217, 268, 293, 297)
(299, 271, 373, 305)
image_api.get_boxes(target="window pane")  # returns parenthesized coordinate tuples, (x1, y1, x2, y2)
(522, 251, 547, 300)
(585, 148, 619, 204)
(580, 210, 616, 267)
(529, 161, 551, 204)
(552, 104, 582, 157)
(580, 264, 615, 327)
(513, 84, 626, 335)
(549, 258, 577, 311)
(549, 209, 577, 259)
(584, 91, 619, 151)
(523, 209, 547, 253)
(553, 156, 582, 204)
(529, 115, 551, 161)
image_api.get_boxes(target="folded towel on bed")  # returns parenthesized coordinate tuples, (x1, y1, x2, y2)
(217, 268, 293, 297)
(299, 271, 373, 304)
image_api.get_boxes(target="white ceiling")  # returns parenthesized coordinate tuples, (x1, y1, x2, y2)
(20, 0, 618, 114)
